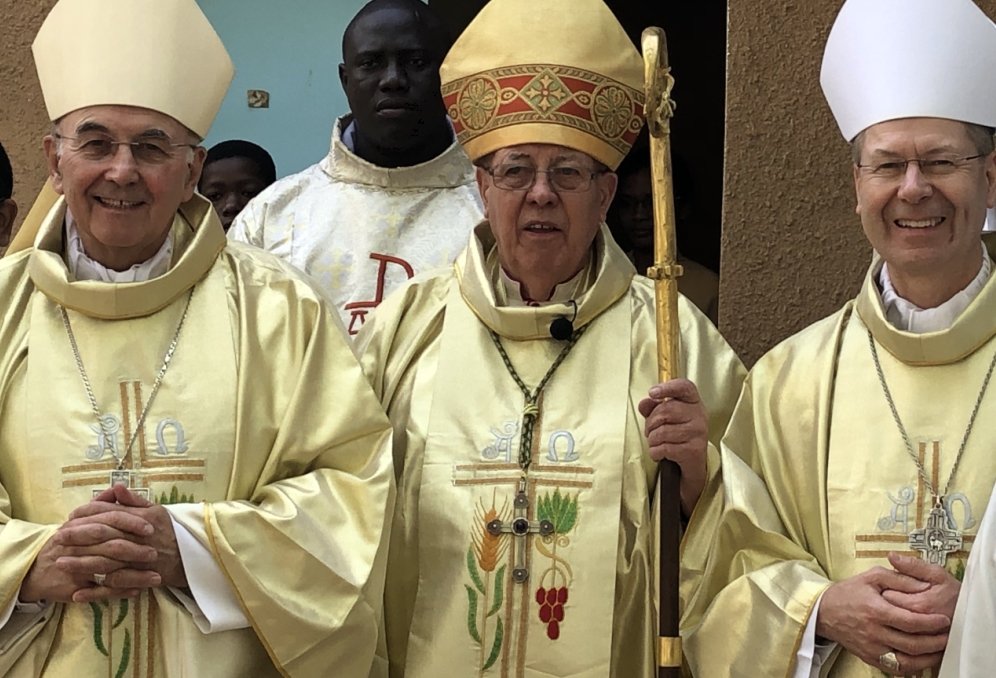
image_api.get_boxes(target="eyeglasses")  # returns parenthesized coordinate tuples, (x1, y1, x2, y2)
(856, 153, 986, 180)
(54, 132, 197, 166)
(486, 164, 606, 192)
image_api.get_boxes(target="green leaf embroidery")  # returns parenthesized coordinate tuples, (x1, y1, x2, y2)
(538, 495, 549, 522)
(112, 599, 129, 629)
(467, 546, 485, 594)
(465, 585, 481, 643)
(159, 486, 196, 505)
(537, 489, 578, 534)
(487, 565, 506, 617)
(90, 602, 108, 656)
(114, 629, 131, 678)
(558, 493, 578, 534)
(483, 617, 504, 670)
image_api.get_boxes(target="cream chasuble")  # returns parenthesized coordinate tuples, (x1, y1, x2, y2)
(357, 223, 746, 677)
(228, 116, 484, 337)
(685, 238, 996, 678)
(0, 195, 394, 677)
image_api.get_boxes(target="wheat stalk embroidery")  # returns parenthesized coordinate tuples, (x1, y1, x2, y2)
(466, 493, 510, 672)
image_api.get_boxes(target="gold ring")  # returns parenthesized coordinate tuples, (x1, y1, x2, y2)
(92, 573, 107, 586)
(878, 651, 901, 673)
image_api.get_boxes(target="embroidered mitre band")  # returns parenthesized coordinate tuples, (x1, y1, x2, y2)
(440, 0, 644, 170)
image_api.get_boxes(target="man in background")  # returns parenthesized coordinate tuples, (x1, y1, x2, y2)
(0, 141, 17, 255)
(610, 145, 720, 323)
(230, 0, 483, 335)
(198, 139, 276, 231)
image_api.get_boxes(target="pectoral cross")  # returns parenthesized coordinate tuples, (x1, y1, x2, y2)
(908, 501, 962, 566)
(93, 469, 150, 500)
(486, 477, 553, 583)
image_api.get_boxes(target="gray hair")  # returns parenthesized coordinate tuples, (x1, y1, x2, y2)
(851, 121, 996, 163)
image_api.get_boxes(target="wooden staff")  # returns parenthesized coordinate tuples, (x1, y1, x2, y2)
(642, 26, 684, 678)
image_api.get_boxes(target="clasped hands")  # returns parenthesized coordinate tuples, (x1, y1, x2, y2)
(816, 552, 961, 675)
(638, 378, 709, 516)
(20, 484, 186, 604)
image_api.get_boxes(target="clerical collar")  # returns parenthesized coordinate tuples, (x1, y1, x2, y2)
(29, 194, 226, 320)
(322, 116, 472, 190)
(497, 264, 590, 307)
(879, 243, 991, 334)
(65, 212, 173, 283)
(455, 220, 633, 341)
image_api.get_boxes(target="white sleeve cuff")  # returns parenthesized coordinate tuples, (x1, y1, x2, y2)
(0, 588, 50, 646)
(794, 592, 837, 678)
(165, 508, 250, 634)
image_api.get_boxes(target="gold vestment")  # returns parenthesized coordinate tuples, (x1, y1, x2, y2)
(358, 223, 746, 677)
(685, 238, 996, 677)
(0, 195, 394, 677)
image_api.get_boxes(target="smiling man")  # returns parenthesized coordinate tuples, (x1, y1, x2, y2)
(355, 1, 746, 675)
(0, 0, 394, 676)
(229, 0, 482, 336)
(684, 0, 996, 676)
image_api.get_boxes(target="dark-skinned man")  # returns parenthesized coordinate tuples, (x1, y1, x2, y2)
(0, 0, 394, 675)
(229, 0, 483, 337)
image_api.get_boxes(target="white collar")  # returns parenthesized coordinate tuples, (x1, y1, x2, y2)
(498, 265, 588, 307)
(66, 212, 174, 283)
(879, 244, 991, 333)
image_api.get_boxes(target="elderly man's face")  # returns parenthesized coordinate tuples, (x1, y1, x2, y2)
(477, 144, 617, 297)
(853, 117, 996, 283)
(43, 105, 204, 271)
(339, 6, 447, 155)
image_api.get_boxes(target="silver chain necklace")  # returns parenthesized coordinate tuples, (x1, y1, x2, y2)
(867, 329, 996, 564)
(60, 290, 194, 475)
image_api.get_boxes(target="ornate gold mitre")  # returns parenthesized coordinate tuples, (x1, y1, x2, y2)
(440, 0, 644, 170)
(32, 0, 234, 138)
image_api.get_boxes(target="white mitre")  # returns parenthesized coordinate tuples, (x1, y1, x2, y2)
(821, 0, 996, 141)
(32, 0, 234, 138)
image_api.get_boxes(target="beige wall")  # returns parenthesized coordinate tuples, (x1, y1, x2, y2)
(721, 0, 996, 365)
(1, 1, 57, 236)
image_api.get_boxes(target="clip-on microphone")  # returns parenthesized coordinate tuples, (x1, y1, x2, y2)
(549, 300, 578, 341)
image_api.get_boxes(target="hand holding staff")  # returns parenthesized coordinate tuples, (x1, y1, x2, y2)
(641, 26, 684, 678)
